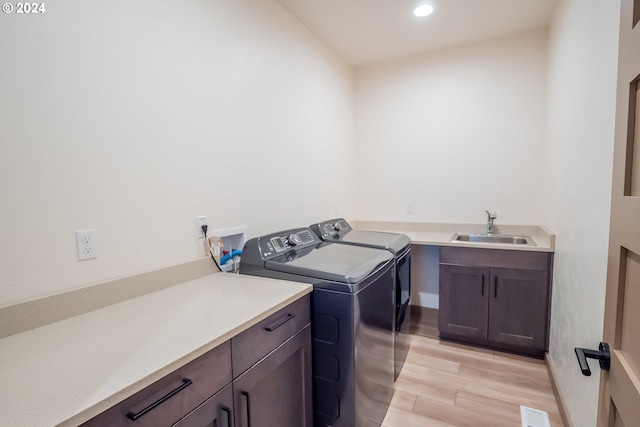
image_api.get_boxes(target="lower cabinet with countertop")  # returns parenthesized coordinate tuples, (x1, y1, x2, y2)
(438, 246, 553, 357)
(231, 295, 312, 427)
(81, 295, 311, 427)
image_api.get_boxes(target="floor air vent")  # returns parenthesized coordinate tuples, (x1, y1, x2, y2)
(520, 405, 551, 427)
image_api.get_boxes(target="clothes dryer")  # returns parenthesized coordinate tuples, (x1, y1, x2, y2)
(310, 218, 412, 380)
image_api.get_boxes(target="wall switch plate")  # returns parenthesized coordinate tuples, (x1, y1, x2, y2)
(196, 215, 208, 238)
(76, 229, 97, 261)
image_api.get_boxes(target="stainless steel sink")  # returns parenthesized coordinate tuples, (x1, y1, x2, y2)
(451, 233, 536, 246)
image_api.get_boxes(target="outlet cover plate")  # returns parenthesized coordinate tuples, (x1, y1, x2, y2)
(407, 201, 415, 214)
(76, 229, 97, 261)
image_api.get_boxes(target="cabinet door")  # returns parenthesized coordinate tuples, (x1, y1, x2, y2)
(173, 384, 234, 427)
(233, 325, 312, 427)
(488, 268, 549, 350)
(439, 264, 490, 339)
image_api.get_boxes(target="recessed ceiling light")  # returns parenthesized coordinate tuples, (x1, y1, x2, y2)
(414, 5, 434, 17)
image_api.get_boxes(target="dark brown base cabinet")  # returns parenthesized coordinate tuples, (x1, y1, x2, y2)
(81, 295, 311, 427)
(439, 247, 553, 358)
(233, 326, 312, 427)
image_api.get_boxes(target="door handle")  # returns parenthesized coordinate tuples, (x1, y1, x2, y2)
(574, 342, 610, 376)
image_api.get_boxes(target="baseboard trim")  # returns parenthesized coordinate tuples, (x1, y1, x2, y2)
(545, 353, 573, 427)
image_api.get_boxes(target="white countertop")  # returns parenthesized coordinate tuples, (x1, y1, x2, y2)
(0, 273, 312, 427)
(354, 221, 555, 252)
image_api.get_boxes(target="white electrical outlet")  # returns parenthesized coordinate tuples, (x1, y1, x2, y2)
(196, 215, 208, 238)
(76, 229, 97, 261)
(407, 201, 415, 214)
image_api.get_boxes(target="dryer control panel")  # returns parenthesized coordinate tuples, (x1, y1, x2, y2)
(247, 228, 318, 260)
(313, 218, 352, 239)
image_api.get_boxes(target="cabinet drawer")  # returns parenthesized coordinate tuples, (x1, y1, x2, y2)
(440, 247, 550, 271)
(82, 341, 232, 427)
(232, 295, 310, 378)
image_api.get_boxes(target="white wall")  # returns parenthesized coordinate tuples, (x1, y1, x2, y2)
(0, 0, 355, 306)
(543, 1, 619, 426)
(355, 30, 549, 308)
(355, 29, 548, 225)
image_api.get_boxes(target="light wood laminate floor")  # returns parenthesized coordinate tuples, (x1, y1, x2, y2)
(384, 320, 563, 426)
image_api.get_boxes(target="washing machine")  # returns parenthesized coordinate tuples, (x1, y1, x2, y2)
(239, 227, 395, 427)
(310, 218, 412, 380)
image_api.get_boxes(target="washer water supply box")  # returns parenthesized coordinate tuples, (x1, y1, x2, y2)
(213, 226, 247, 272)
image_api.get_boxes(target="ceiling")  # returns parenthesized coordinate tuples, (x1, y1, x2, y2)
(276, 0, 559, 67)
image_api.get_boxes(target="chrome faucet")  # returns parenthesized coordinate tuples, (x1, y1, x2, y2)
(485, 209, 497, 234)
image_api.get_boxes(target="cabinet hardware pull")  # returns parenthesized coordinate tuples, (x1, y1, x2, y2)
(126, 378, 192, 421)
(494, 277, 498, 298)
(222, 406, 232, 427)
(242, 391, 252, 427)
(265, 313, 295, 332)
(481, 275, 485, 296)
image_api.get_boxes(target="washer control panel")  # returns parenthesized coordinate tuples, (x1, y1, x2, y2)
(261, 229, 317, 258)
